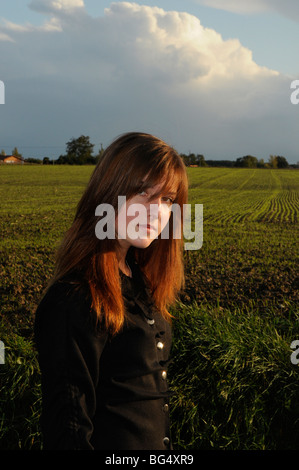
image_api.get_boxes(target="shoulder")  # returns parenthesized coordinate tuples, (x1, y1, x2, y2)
(34, 275, 108, 384)
(38, 275, 90, 309)
(34, 275, 94, 343)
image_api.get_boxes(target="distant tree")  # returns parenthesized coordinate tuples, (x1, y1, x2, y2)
(1, 149, 6, 156)
(205, 160, 235, 167)
(181, 152, 206, 166)
(180, 153, 188, 165)
(188, 153, 197, 165)
(95, 143, 104, 163)
(43, 157, 50, 165)
(257, 158, 265, 168)
(12, 147, 22, 158)
(276, 156, 289, 168)
(268, 155, 289, 168)
(56, 154, 76, 165)
(197, 154, 207, 167)
(24, 157, 42, 164)
(235, 155, 258, 168)
(65, 135, 95, 164)
(268, 155, 278, 168)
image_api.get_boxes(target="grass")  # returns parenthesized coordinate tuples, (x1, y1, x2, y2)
(169, 302, 299, 450)
(0, 319, 41, 450)
(0, 164, 298, 449)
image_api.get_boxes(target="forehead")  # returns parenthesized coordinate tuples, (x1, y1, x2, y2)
(141, 173, 178, 195)
(148, 182, 176, 195)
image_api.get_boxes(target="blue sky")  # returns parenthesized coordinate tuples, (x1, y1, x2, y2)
(0, 0, 299, 163)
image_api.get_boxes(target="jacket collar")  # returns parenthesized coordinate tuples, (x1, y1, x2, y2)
(120, 248, 158, 319)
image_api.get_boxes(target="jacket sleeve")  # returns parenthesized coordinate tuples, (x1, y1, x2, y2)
(34, 281, 108, 450)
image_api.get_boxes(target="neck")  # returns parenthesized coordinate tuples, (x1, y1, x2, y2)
(116, 242, 132, 277)
(120, 260, 132, 278)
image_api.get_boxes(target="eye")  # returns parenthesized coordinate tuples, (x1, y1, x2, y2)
(162, 196, 174, 206)
(138, 190, 148, 197)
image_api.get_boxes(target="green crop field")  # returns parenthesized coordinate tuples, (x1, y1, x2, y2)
(0, 165, 298, 450)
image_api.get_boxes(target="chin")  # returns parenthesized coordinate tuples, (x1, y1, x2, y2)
(130, 237, 156, 249)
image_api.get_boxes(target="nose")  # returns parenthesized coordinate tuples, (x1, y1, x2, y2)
(148, 196, 163, 211)
(147, 196, 170, 222)
(150, 196, 162, 206)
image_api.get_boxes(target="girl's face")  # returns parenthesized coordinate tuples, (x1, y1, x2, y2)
(115, 181, 175, 251)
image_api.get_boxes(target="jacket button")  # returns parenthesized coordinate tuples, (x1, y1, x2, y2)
(163, 437, 170, 446)
(161, 370, 167, 380)
(157, 341, 164, 350)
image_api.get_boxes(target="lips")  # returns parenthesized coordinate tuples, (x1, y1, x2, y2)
(139, 223, 157, 231)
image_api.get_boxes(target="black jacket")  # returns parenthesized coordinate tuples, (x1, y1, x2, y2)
(34, 250, 173, 450)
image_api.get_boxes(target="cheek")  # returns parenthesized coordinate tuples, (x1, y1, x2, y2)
(159, 208, 171, 231)
(116, 201, 144, 239)
(115, 204, 127, 239)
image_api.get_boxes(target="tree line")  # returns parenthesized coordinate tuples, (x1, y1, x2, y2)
(3, 136, 298, 168)
(182, 152, 294, 169)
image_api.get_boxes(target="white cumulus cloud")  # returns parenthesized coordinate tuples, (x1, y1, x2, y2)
(101, 2, 278, 83)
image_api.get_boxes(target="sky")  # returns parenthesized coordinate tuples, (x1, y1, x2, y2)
(0, 0, 299, 163)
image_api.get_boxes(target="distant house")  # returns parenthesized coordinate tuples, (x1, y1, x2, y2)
(0, 155, 24, 164)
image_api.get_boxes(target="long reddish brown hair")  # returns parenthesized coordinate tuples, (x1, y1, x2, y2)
(50, 132, 189, 335)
